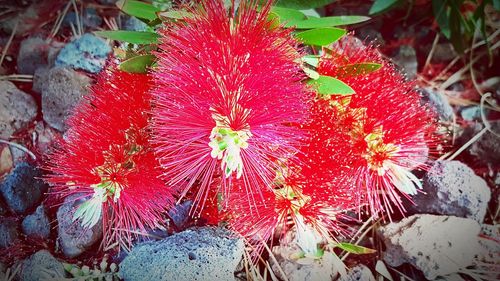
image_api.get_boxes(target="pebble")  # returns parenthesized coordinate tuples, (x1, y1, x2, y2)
(22, 205, 51, 239)
(55, 34, 111, 74)
(469, 121, 500, 166)
(20, 250, 65, 281)
(0, 217, 19, 248)
(411, 160, 491, 222)
(63, 8, 102, 29)
(391, 45, 418, 80)
(418, 87, 454, 123)
(379, 214, 481, 280)
(41, 67, 91, 131)
(120, 226, 244, 281)
(0, 81, 38, 139)
(57, 194, 103, 258)
(338, 264, 375, 281)
(0, 162, 47, 215)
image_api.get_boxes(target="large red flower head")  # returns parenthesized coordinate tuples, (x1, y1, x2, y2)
(152, 0, 308, 213)
(306, 36, 437, 218)
(227, 181, 353, 258)
(45, 69, 174, 249)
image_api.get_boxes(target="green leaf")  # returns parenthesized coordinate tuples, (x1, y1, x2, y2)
(285, 16, 370, 29)
(274, 0, 335, 9)
(271, 6, 306, 22)
(336, 62, 382, 76)
(295, 27, 346, 46)
(303, 67, 320, 79)
(94, 31, 159, 44)
(432, 0, 450, 38)
(369, 0, 401, 15)
(158, 10, 194, 20)
(448, 3, 465, 53)
(308, 75, 355, 95)
(494, 0, 500, 11)
(334, 242, 376, 254)
(119, 54, 156, 73)
(116, 0, 161, 21)
(302, 55, 320, 67)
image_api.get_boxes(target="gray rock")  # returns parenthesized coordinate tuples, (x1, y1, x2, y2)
(432, 43, 457, 62)
(355, 27, 385, 45)
(120, 226, 244, 281)
(0, 81, 38, 139)
(32, 66, 50, 94)
(392, 45, 418, 80)
(168, 200, 192, 229)
(41, 67, 91, 131)
(271, 246, 341, 281)
(63, 8, 102, 29)
(418, 87, 454, 123)
(460, 106, 483, 121)
(20, 250, 65, 281)
(476, 224, 499, 265)
(0, 162, 47, 215)
(379, 214, 482, 280)
(0, 218, 19, 248)
(411, 160, 491, 222)
(22, 205, 50, 239)
(55, 34, 111, 74)
(338, 264, 375, 281)
(57, 194, 102, 258)
(469, 121, 500, 166)
(98, 0, 118, 4)
(122, 15, 148, 32)
(17, 37, 49, 75)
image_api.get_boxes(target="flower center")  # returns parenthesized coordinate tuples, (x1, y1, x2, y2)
(209, 125, 251, 179)
(362, 129, 399, 175)
(363, 128, 421, 195)
(72, 126, 144, 228)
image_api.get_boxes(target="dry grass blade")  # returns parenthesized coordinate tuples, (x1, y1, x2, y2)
(259, 237, 289, 281)
(0, 139, 36, 160)
(0, 74, 33, 82)
(0, 19, 18, 67)
(423, 33, 440, 70)
(49, 0, 72, 40)
(446, 93, 498, 160)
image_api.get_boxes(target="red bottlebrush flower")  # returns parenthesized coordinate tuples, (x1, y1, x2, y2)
(308, 36, 437, 218)
(45, 69, 174, 249)
(152, 0, 307, 213)
(227, 183, 353, 258)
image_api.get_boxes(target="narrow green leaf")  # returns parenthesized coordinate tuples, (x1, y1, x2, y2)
(308, 75, 355, 95)
(116, 0, 161, 21)
(119, 54, 156, 73)
(303, 67, 320, 79)
(285, 16, 370, 29)
(369, 0, 401, 15)
(274, 0, 335, 9)
(295, 27, 346, 46)
(448, 4, 465, 53)
(94, 30, 159, 44)
(302, 55, 320, 67)
(271, 6, 306, 22)
(336, 62, 382, 76)
(158, 10, 194, 20)
(334, 242, 376, 254)
(432, 0, 450, 38)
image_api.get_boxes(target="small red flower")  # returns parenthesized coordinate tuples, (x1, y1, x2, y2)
(310, 36, 438, 218)
(45, 69, 174, 249)
(152, 0, 308, 213)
